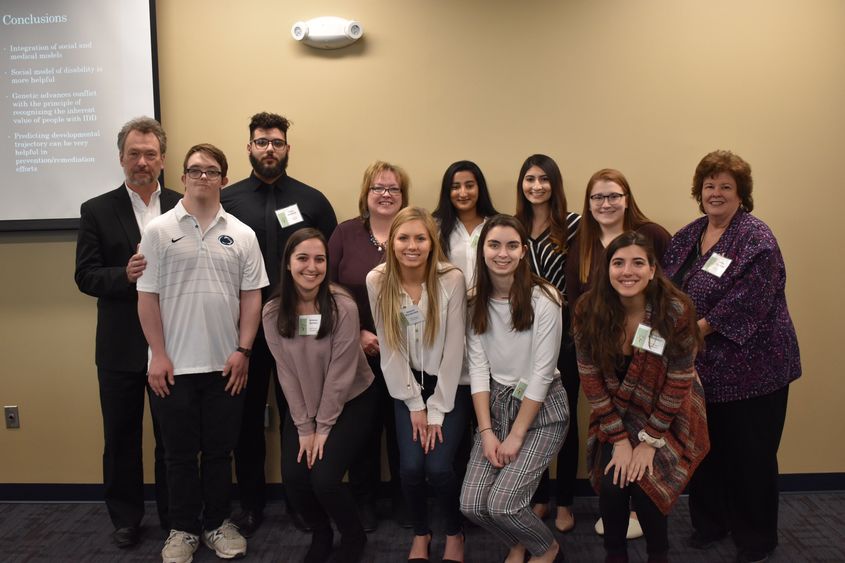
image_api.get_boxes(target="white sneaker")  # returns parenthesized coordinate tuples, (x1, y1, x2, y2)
(202, 519, 247, 559)
(162, 530, 200, 563)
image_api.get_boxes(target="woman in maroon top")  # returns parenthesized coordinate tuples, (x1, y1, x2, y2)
(327, 160, 409, 530)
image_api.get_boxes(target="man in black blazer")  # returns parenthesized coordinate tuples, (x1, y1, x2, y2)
(74, 117, 182, 548)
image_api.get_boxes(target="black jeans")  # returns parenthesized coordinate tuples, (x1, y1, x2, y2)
(599, 443, 668, 558)
(347, 353, 402, 505)
(533, 321, 580, 507)
(151, 372, 245, 534)
(282, 384, 377, 543)
(232, 330, 289, 514)
(689, 385, 789, 555)
(98, 367, 168, 529)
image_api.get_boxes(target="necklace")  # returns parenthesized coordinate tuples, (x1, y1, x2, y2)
(369, 231, 386, 253)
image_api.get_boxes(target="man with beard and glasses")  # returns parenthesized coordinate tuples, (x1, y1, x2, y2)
(221, 112, 338, 537)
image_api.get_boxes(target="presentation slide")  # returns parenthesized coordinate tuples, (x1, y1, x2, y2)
(2, 0, 156, 230)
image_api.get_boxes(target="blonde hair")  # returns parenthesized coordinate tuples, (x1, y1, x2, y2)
(374, 207, 452, 351)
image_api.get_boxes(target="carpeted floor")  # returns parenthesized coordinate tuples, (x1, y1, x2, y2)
(1, 492, 843, 562)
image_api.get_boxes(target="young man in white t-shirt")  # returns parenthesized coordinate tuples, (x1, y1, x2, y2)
(138, 143, 268, 563)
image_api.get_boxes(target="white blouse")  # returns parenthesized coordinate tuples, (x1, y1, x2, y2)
(366, 263, 467, 426)
(446, 219, 487, 289)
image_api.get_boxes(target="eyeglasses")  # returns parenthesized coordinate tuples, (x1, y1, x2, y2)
(251, 138, 287, 150)
(185, 168, 223, 180)
(589, 193, 625, 204)
(370, 185, 402, 196)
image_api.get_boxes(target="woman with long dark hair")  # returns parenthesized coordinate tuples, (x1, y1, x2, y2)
(460, 214, 568, 563)
(432, 160, 499, 287)
(514, 154, 581, 533)
(263, 228, 377, 563)
(574, 231, 709, 563)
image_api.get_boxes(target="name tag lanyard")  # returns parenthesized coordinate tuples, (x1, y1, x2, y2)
(401, 303, 426, 391)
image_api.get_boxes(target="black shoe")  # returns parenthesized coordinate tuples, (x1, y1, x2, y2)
(688, 530, 727, 550)
(305, 528, 334, 563)
(736, 549, 770, 563)
(334, 532, 367, 563)
(289, 508, 313, 533)
(112, 526, 139, 548)
(392, 499, 413, 529)
(358, 502, 377, 533)
(230, 509, 263, 538)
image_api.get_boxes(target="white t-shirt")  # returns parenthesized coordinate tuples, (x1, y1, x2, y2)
(137, 201, 268, 375)
(467, 284, 562, 402)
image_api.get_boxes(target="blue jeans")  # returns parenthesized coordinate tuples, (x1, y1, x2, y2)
(394, 375, 471, 537)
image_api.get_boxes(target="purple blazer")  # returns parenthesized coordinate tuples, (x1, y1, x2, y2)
(662, 210, 801, 403)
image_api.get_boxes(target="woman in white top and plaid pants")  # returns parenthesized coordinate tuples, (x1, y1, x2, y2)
(460, 215, 569, 563)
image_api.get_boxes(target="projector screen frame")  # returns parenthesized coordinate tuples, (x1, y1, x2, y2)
(0, 0, 162, 233)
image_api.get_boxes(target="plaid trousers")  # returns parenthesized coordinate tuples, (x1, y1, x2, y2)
(460, 377, 569, 556)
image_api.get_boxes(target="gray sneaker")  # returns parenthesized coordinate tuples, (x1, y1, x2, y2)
(202, 519, 247, 559)
(162, 530, 200, 563)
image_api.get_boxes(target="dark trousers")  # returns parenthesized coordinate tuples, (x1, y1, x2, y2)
(599, 443, 668, 558)
(533, 323, 580, 507)
(348, 354, 402, 504)
(689, 385, 789, 555)
(282, 384, 377, 543)
(394, 377, 471, 537)
(233, 330, 289, 514)
(98, 367, 168, 529)
(150, 372, 245, 535)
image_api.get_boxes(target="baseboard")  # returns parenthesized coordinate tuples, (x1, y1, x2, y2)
(2, 474, 843, 502)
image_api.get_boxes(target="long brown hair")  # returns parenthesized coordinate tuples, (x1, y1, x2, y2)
(273, 228, 336, 339)
(470, 214, 560, 334)
(573, 231, 702, 375)
(373, 207, 454, 351)
(578, 168, 655, 284)
(514, 154, 572, 253)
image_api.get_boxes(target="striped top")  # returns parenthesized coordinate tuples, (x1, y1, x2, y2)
(577, 300, 710, 514)
(527, 212, 580, 300)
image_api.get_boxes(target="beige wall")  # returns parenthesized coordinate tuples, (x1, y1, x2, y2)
(1, 0, 841, 485)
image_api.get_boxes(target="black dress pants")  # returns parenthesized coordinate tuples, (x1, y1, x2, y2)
(689, 385, 789, 556)
(233, 329, 289, 514)
(282, 384, 377, 541)
(98, 367, 168, 529)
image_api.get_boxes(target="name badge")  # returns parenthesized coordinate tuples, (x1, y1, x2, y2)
(470, 231, 480, 249)
(632, 323, 666, 356)
(702, 252, 732, 278)
(512, 378, 529, 400)
(275, 204, 304, 228)
(400, 305, 424, 326)
(298, 314, 321, 336)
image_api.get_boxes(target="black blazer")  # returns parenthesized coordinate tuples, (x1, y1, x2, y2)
(74, 185, 182, 372)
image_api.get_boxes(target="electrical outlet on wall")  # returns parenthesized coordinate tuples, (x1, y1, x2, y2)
(5, 406, 20, 429)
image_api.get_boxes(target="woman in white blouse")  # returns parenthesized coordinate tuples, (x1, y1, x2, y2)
(460, 214, 569, 563)
(432, 160, 499, 288)
(366, 207, 469, 563)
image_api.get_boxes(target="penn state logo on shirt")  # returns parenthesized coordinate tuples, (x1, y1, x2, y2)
(218, 234, 234, 246)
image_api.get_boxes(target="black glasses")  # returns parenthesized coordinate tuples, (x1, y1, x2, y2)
(251, 138, 287, 150)
(185, 168, 222, 180)
(589, 193, 625, 204)
(370, 185, 402, 196)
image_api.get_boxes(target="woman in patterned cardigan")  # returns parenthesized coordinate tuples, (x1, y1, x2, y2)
(574, 231, 709, 563)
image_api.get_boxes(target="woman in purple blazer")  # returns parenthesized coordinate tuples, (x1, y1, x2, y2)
(662, 150, 801, 563)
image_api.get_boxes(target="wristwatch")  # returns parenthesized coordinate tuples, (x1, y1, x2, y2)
(637, 429, 666, 449)
(236, 346, 252, 357)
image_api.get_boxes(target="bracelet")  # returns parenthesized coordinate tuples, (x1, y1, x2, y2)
(637, 429, 666, 449)
(477, 427, 492, 435)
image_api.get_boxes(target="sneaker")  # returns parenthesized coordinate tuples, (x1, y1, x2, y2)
(202, 520, 247, 559)
(162, 530, 200, 563)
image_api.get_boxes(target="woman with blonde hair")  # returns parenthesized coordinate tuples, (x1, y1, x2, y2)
(366, 207, 469, 563)
(328, 160, 409, 529)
